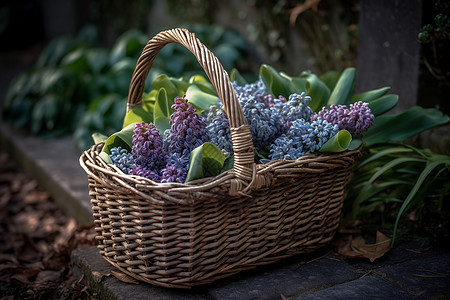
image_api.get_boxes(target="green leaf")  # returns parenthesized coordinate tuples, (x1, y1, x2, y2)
(348, 139, 363, 150)
(230, 68, 248, 86)
(189, 75, 216, 95)
(391, 159, 450, 246)
(123, 105, 153, 128)
(185, 142, 226, 182)
(327, 68, 356, 106)
(367, 94, 399, 117)
(352, 87, 391, 102)
(99, 151, 113, 164)
(92, 132, 108, 144)
(319, 70, 340, 91)
(109, 30, 147, 66)
(260, 64, 296, 98)
(185, 84, 220, 112)
(154, 88, 170, 123)
(101, 122, 136, 155)
(154, 115, 170, 135)
(152, 74, 181, 107)
(61, 48, 91, 74)
(299, 71, 331, 112)
(363, 106, 450, 146)
(320, 130, 352, 153)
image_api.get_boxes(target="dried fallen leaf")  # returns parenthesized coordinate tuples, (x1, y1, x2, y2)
(111, 269, 139, 284)
(335, 231, 391, 262)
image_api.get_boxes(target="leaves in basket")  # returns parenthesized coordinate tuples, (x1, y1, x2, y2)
(123, 105, 153, 128)
(327, 67, 355, 106)
(154, 88, 170, 121)
(319, 70, 340, 91)
(367, 94, 399, 117)
(230, 68, 248, 86)
(154, 115, 170, 135)
(352, 86, 391, 103)
(298, 71, 330, 112)
(101, 122, 136, 154)
(320, 130, 352, 153)
(91, 132, 108, 144)
(185, 84, 220, 113)
(189, 74, 217, 95)
(186, 142, 226, 182)
(152, 74, 181, 109)
(260, 64, 296, 98)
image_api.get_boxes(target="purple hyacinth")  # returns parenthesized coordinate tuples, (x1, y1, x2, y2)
(165, 95, 210, 155)
(129, 166, 161, 182)
(160, 152, 190, 183)
(131, 121, 166, 176)
(313, 101, 374, 135)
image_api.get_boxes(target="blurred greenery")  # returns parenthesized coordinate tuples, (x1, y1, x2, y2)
(2, 24, 253, 151)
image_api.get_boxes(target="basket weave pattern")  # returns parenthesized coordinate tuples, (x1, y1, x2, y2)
(80, 28, 361, 288)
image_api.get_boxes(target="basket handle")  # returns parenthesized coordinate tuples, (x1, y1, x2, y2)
(127, 28, 260, 195)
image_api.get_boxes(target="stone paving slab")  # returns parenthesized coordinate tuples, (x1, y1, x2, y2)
(0, 124, 92, 223)
(292, 275, 412, 300)
(376, 251, 450, 298)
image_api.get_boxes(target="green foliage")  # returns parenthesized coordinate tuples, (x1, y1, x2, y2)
(319, 130, 352, 153)
(344, 144, 450, 246)
(185, 142, 226, 182)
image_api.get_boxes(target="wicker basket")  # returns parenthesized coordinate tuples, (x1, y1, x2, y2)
(79, 28, 362, 289)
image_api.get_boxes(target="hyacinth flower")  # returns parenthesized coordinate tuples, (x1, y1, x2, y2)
(130, 121, 166, 181)
(162, 95, 210, 183)
(313, 101, 374, 135)
(202, 105, 233, 154)
(272, 92, 314, 131)
(269, 117, 339, 160)
(109, 146, 136, 174)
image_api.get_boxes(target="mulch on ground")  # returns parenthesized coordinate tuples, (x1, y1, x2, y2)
(0, 147, 96, 299)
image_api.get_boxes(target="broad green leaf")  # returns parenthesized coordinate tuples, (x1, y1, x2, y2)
(102, 122, 136, 155)
(260, 64, 296, 98)
(109, 30, 147, 66)
(367, 94, 399, 117)
(154, 115, 170, 135)
(327, 68, 356, 106)
(352, 87, 391, 102)
(348, 139, 363, 150)
(363, 106, 450, 146)
(230, 68, 248, 86)
(99, 151, 113, 164)
(222, 154, 234, 172)
(154, 88, 170, 122)
(36, 36, 75, 68)
(300, 71, 331, 112)
(152, 74, 181, 107)
(319, 70, 340, 91)
(86, 48, 109, 74)
(123, 105, 153, 128)
(392, 159, 450, 246)
(92, 132, 108, 144)
(185, 142, 226, 182)
(61, 48, 90, 74)
(185, 84, 220, 112)
(320, 130, 352, 153)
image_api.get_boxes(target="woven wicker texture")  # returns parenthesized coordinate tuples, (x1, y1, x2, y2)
(79, 28, 362, 288)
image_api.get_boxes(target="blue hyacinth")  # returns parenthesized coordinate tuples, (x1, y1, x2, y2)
(109, 147, 136, 174)
(202, 105, 233, 154)
(273, 92, 313, 130)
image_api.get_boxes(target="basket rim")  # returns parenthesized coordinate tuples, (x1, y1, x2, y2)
(79, 142, 362, 206)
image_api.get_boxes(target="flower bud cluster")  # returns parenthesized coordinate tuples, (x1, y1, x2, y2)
(109, 146, 136, 174)
(313, 101, 374, 135)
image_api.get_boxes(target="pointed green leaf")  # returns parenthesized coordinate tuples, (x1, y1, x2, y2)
(101, 122, 136, 155)
(230, 68, 248, 86)
(152, 74, 182, 107)
(320, 130, 352, 153)
(185, 84, 220, 112)
(154, 115, 170, 135)
(363, 106, 450, 146)
(185, 142, 226, 182)
(154, 88, 170, 123)
(367, 94, 399, 117)
(123, 105, 153, 128)
(352, 86, 391, 102)
(300, 71, 331, 112)
(260, 64, 296, 98)
(189, 75, 217, 95)
(99, 151, 113, 164)
(327, 68, 356, 106)
(319, 70, 340, 91)
(92, 132, 109, 144)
